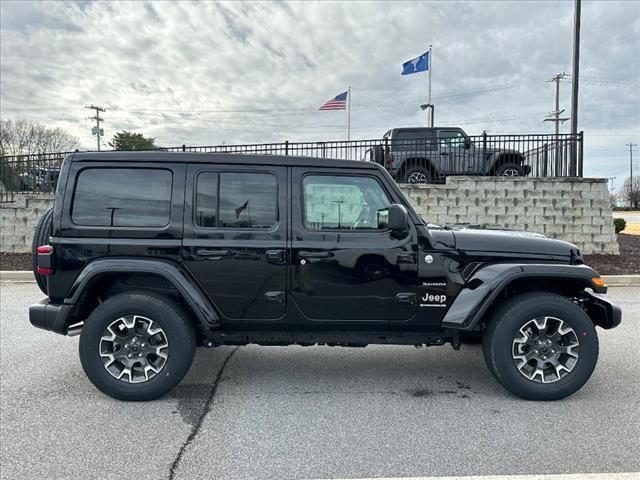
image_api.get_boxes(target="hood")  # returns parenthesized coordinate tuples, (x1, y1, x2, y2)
(451, 227, 579, 258)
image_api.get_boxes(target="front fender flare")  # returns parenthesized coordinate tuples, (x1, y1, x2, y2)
(441, 263, 602, 331)
(65, 258, 220, 329)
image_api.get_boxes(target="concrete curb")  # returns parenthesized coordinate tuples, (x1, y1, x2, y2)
(2, 271, 639, 285)
(1, 271, 35, 282)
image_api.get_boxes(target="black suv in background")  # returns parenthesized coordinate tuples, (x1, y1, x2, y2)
(366, 127, 531, 183)
(30, 151, 619, 401)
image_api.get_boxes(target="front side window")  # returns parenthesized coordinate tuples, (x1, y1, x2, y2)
(72, 168, 172, 227)
(439, 130, 467, 148)
(195, 171, 278, 229)
(303, 175, 391, 230)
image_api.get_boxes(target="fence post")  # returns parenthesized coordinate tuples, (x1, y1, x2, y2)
(482, 131, 487, 164)
(578, 131, 584, 177)
(285, 140, 289, 156)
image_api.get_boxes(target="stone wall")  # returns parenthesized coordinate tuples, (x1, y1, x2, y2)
(401, 177, 618, 255)
(1, 194, 55, 253)
(0, 178, 619, 255)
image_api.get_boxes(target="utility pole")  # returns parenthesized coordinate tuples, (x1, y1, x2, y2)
(627, 142, 637, 208)
(544, 73, 570, 174)
(569, 0, 581, 175)
(85, 105, 106, 151)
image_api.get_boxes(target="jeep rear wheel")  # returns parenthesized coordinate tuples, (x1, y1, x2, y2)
(79, 292, 196, 401)
(403, 165, 432, 184)
(483, 292, 598, 400)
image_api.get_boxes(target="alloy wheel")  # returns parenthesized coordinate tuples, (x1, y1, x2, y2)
(502, 168, 520, 176)
(408, 171, 428, 183)
(512, 316, 579, 384)
(99, 315, 169, 383)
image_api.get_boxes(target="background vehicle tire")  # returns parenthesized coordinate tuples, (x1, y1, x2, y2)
(31, 207, 54, 294)
(495, 162, 525, 176)
(402, 165, 432, 184)
(79, 292, 196, 401)
(482, 292, 598, 401)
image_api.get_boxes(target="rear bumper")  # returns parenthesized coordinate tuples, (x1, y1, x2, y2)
(29, 299, 74, 335)
(582, 291, 622, 329)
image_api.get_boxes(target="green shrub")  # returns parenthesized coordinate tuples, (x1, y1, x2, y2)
(613, 218, 627, 233)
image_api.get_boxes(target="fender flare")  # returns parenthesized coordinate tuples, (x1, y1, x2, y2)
(400, 157, 441, 177)
(441, 263, 602, 331)
(65, 258, 220, 330)
(484, 152, 525, 175)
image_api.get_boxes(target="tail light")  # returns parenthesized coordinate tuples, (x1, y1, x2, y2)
(37, 245, 54, 275)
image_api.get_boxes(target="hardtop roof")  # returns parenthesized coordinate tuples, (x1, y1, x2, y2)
(70, 151, 380, 170)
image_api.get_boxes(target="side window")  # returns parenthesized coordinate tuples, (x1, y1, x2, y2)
(303, 175, 391, 230)
(395, 131, 436, 151)
(195, 172, 218, 227)
(439, 130, 466, 148)
(195, 171, 278, 229)
(72, 168, 172, 227)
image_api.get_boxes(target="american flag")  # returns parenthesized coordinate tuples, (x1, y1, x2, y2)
(319, 91, 348, 110)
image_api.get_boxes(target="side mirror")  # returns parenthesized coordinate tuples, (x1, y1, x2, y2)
(388, 203, 409, 232)
(464, 139, 472, 150)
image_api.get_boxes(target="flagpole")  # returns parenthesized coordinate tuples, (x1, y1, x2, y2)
(428, 44, 432, 127)
(347, 86, 351, 142)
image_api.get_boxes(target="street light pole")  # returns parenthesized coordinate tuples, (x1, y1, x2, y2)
(570, 0, 581, 175)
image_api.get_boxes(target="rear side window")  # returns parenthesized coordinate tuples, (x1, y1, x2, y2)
(72, 168, 172, 227)
(195, 171, 278, 229)
(394, 130, 436, 150)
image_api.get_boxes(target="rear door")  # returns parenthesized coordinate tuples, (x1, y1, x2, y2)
(182, 164, 288, 320)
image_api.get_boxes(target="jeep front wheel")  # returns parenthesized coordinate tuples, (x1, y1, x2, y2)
(495, 162, 525, 176)
(403, 165, 432, 184)
(482, 292, 598, 400)
(79, 292, 196, 401)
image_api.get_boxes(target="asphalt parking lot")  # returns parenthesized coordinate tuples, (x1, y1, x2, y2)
(1, 283, 639, 480)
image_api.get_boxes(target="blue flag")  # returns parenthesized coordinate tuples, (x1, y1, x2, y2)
(402, 51, 429, 75)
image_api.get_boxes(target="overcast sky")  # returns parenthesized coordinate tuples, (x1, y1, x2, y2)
(1, 0, 638, 188)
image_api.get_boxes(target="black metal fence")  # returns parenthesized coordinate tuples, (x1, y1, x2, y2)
(1, 132, 583, 203)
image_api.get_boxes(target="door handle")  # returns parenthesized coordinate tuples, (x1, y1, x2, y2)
(299, 251, 331, 259)
(396, 293, 416, 304)
(197, 249, 232, 259)
(440, 152, 449, 156)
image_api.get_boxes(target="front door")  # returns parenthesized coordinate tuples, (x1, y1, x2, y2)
(290, 168, 418, 323)
(182, 164, 287, 320)
(437, 129, 470, 174)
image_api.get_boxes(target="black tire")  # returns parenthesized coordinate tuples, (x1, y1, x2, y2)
(482, 292, 598, 401)
(79, 292, 196, 401)
(31, 207, 54, 294)
(402, 165, 432, 184)
(495, 162, 525, 176)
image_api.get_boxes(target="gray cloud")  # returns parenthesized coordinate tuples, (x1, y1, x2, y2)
(1, 0, 639, 188)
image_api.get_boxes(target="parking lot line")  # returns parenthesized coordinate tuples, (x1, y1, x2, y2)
(318, 473, 640, 480)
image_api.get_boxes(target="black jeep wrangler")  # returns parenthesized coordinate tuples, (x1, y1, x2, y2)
(30, 151, 620, 401)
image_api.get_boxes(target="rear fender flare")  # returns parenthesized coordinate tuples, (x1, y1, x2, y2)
(65, 258, 220, 330)
(441, 263, 601, 331)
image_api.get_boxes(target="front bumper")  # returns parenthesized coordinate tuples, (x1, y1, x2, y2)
(582, 291, 622, 329)
(524, 165, 532, 175)
(29, 299, 74, 335)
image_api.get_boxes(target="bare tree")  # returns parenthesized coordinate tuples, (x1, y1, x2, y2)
(0, 119, 80, 157)
(621, 175, 640, 209)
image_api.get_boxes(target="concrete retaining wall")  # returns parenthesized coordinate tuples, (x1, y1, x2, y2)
(0, 177, 619, 255)
(1, 194, 55, 253)
(401, 177, 619, 255)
